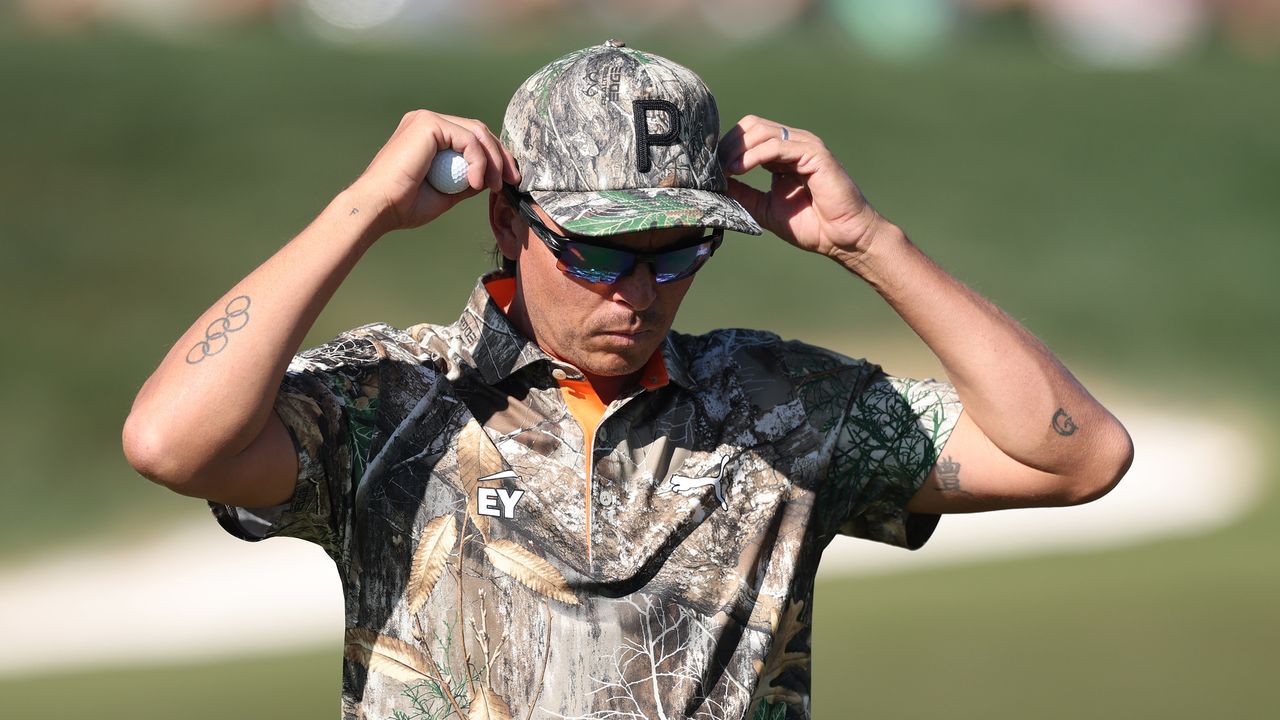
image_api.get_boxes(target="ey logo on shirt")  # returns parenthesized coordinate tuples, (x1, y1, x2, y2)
(475, 470, 525, 519)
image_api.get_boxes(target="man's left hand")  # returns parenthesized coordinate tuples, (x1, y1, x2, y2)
(718, 115, 894, 267)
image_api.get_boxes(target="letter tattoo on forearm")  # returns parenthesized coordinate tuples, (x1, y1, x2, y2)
(935, 456, 971, 495)
(186, 295, 251, 364)
(1051, 408, 1078, 436)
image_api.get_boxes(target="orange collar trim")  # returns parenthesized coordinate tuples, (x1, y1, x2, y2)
(637, 347, 669, 390)
(484, 276, 517, 315)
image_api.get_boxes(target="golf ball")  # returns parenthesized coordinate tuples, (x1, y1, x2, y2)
(427, 149, 470, 194)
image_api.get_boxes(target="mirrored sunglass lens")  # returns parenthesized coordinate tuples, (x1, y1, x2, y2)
(554, 238, 715, 285)
(560, 243, 632, 284)
(654, 243, 713, 282)
(561, 264, 624, 284)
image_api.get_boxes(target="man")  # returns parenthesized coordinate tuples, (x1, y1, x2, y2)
(123, 41, 1133, 720)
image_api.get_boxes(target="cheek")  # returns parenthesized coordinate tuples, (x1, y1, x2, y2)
(522, 251, 599, 328)
(655, 279, 694, 317)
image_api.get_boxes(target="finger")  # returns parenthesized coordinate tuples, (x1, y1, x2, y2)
(378, 110, 451, 183)
(720, 115, 814, 175)
(436, 121, 489, 193)
(738, 136, 815, 177)
(444, 115, 504, 191)
(497, 138, 521, 185)
(413, 174, 482, 222)
(480, 124, 520, 187)
(741, 120, 814, 149)
(437, 112, 519, 185)
(717, 122, 748, 173)
(473, 125, 507, 191)
(396, 112, 486, 191)
(724, 177, 771, 230)
(754, 137, 863, 212)
(364, 110, 429, 175)
(726, 177, 804, 245)
(389, 109, 418, 140)
(711, 114, 768, 176)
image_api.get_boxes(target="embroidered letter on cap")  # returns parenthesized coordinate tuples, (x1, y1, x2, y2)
(633, 99, 681, 173)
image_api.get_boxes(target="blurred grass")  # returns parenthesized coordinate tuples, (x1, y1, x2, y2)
(3, 18, 1277, 559)
(0, 647, 340, 717)
(0, 14, 1277, 719)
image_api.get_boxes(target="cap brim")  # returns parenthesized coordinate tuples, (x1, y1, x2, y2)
(529, 187, 763, 237)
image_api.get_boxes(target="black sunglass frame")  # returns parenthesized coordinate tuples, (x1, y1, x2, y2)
(502, 184, 724, 283)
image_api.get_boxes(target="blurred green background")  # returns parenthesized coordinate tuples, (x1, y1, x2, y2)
(1, 3, 1277, 718)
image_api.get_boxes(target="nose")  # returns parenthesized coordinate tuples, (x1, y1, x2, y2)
(610, 261, 658, 311)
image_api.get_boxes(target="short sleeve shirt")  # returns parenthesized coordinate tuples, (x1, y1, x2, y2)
(209, 272, 963, 720)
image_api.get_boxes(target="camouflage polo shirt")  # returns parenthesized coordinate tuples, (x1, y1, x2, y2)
(209, 272, 963, 720)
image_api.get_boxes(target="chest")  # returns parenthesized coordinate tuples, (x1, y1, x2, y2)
(356, 373, 827, 617)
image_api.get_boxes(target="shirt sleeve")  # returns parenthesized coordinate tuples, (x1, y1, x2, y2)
(206, 330, 387, 562)
(829, 370, 964, 550)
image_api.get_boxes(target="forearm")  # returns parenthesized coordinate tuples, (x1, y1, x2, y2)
(846, 222, 1129, 480)
(123, 186, 387, 485)
(717, 113, 1130, 500)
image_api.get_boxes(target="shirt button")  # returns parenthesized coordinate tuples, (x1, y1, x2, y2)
(551, 368, 568, 380)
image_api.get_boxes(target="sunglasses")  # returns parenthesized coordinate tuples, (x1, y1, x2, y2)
(503, 185, 723, 285)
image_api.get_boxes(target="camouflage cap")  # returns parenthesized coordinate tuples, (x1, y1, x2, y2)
(501, 40, 762, 237)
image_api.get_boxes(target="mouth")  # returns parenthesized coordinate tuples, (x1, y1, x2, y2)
(598, 328, 649, 341)
(593, 327, 653, 348)
(594, 315, 654, 336)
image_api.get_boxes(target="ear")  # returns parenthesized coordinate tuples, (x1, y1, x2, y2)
(488, 189, 525, 262)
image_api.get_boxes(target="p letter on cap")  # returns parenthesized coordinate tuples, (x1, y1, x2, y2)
(632, 99, 682, 174)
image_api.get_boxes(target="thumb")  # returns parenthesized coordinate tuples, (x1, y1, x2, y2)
(406, 181, 483, 228)
(725, 178, 772, 233)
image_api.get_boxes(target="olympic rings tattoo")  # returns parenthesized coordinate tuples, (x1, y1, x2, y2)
(186, 295, 251, 364)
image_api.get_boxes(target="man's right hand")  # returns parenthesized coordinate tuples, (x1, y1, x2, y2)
(350, 110, 521, 235)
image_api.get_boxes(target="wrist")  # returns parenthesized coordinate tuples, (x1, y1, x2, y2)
(828, 216, 914, 288)
(329, 186, 395, 248)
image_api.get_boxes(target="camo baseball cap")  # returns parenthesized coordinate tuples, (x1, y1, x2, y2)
(500, 40, 762, 237)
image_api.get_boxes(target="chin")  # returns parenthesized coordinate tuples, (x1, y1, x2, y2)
(577, 352, 647, 378)
(548, 328, 665, 378)
(572, 338, 659, 376)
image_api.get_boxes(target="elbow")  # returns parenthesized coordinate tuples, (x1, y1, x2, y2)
(1060, 421, 1135, 506)
(121, 412, 206, 495)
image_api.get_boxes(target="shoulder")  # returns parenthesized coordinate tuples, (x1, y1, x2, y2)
(671, 328, 880, 420)
(288, 322, 442, 375)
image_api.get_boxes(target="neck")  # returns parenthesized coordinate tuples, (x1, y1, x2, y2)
(580, 370, 639, 407)
(505, 295, 642, 406)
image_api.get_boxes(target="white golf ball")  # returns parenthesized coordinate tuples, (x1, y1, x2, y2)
(426, 149, 470, 194)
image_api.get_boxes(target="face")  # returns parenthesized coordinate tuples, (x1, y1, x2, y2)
(493, 196, 705, 379)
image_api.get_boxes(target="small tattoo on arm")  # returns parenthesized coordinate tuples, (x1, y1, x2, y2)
(350, 207, 359, 215)
(1052, 408, 1078, 436)
(935, 456, 972, 495)
(185, 295, 251, 364)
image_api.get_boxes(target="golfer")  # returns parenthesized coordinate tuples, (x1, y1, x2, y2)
(123, 41, 1133, 720)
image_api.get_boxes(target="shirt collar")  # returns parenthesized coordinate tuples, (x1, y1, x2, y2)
(441, 271, 696, 392)
(659, 333, 697, 391)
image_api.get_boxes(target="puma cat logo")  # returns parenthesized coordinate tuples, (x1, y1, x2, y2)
(662, 456, 731, 510)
